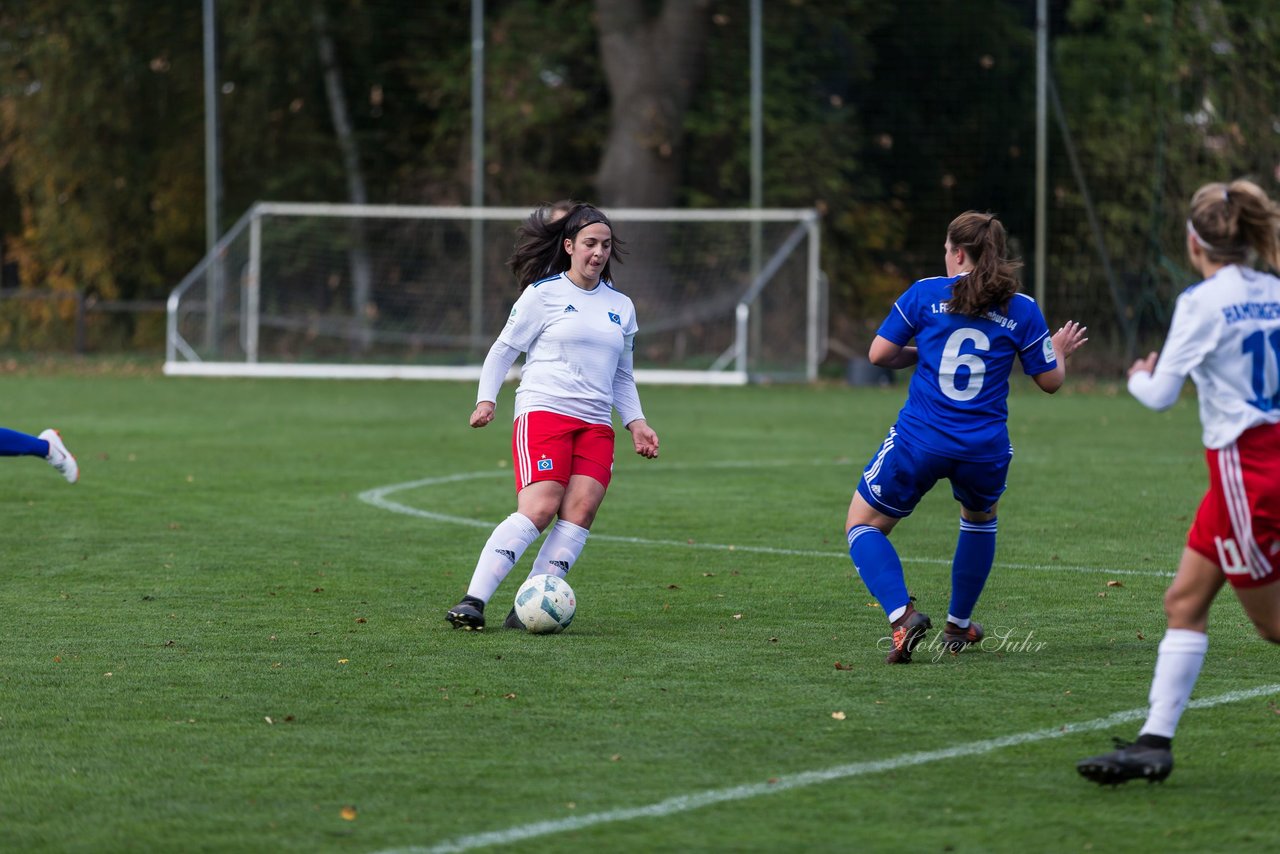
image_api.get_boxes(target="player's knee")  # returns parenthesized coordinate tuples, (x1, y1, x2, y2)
(561, 504, 597, 529)
(519, 504, 557, 531)
(1162, 585, 1206, 628)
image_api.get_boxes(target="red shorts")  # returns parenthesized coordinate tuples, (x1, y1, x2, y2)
(1186, 422, 1280, 589)
(512, 410, 615, 492)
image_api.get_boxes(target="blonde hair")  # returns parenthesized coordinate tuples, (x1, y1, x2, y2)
(1187, 179, 1280, 271)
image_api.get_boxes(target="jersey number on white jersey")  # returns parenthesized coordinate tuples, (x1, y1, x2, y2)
(1243, 329, 1280, 412)
(939, 327, 991, 402)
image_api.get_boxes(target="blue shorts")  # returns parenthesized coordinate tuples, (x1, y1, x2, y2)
(856, 426, 1010, 519)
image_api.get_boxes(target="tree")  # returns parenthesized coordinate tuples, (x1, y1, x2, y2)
(593, 0, 714, 208)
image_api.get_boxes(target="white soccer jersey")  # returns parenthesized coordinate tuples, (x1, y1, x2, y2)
(497, 273, 643, 426)
(1147, 264, 1280, 448)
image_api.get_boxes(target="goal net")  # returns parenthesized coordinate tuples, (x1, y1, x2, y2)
(165, 203, 824, 385)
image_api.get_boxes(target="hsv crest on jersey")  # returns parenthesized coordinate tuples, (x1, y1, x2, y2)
(608, 311, 621, 325)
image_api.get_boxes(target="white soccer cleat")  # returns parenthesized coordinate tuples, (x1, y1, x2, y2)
(39, 428, 78, 484)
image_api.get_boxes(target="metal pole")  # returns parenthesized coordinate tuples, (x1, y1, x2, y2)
(806, 216, 821, 381)
(748, 0, 763, 375)
(750, 0, 762, 218)
(203, 0, 220, 257)
(246, 212, 262, 363)
(469, 0, 485, 354)
(1034, 0, 1047, 308)
(203, 0, 222, 354)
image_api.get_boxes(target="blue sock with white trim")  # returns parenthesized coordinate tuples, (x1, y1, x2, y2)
(847, 525, 910, 622)
(0, 428, 48, 457)
(947, 517, 997, 625)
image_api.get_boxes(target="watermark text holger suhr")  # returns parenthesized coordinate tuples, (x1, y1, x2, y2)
(878, 626, 1047, 663)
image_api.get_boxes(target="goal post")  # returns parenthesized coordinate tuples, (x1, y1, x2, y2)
(165, 203, 824, 385)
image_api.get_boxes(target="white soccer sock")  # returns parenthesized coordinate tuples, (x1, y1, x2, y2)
(465, 513, 542, 603)
(530, 519, 590, 579)
(1138, 628, 1208, 739)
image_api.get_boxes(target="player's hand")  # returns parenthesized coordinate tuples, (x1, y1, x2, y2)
(1128, 351, 1158, 379)
(1053, 321, 1089, 360)
(470, 401, 495, 428)
(628, 419, 659, 459)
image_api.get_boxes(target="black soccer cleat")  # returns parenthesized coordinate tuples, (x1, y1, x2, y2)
(1077, 738, 1173, 786)
(446, 596, 486, 630)
(503, 607, 525, 630)
(942, 619, 984, 653)
(884, 608, 932, 664)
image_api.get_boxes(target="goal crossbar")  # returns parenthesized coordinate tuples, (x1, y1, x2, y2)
(165, 202, 824, 386)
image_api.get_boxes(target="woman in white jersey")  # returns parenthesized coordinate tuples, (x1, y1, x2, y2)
(1078, 179, 1280, 785)
(446, 203, 660, 630)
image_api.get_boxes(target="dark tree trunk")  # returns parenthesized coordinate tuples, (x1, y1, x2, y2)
(594, 0, 714, 208)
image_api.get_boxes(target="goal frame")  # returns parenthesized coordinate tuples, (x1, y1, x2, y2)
(165, 202, 824, 385)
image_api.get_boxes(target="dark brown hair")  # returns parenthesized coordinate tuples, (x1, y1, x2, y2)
(508, 202, 625, 290)
(946, 211, 1021, 317)
(1188, 179, 1280, 272)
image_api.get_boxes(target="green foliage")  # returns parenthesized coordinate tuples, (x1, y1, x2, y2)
(1052, 0, 1280, 346)
(0, 1, 205, 301)
(1, 1, 1277, 364)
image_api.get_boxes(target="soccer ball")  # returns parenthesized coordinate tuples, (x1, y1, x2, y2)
(514, 573, 576, 634)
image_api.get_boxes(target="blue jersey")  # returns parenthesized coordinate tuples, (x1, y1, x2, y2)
(877, 274, 1057, 461)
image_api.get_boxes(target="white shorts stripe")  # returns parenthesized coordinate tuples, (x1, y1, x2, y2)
(515, 414, 532, 487)
(1219, 444, 1270, 580)
(864, 427, 896, 482)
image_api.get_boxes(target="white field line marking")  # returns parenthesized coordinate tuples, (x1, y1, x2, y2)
(375, 684, 1280, 854)
(357, 467, 1174, 578)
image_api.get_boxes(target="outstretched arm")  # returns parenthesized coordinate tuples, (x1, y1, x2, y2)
(1032, 321, 1088, 393)
(1127, 351, 1185, 411)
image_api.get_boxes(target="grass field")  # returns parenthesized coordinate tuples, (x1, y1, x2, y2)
(1, 368, 1277, 853)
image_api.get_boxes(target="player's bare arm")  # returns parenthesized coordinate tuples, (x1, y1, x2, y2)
(868, 335, 918, 370)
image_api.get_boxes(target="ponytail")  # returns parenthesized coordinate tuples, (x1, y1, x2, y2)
(946, 211, 1021, 317)
(1188, 180, 1280, 272)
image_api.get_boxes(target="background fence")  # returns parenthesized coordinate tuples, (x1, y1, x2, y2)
(2, 1, 1277, 375)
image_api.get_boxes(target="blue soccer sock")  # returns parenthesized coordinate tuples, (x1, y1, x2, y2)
(0, 428, 48, 457)
(947, 517, 997, 625)
(847, 525, 910, 622)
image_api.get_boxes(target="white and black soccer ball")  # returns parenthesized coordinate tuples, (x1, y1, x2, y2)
(514, 573, 576, 634)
